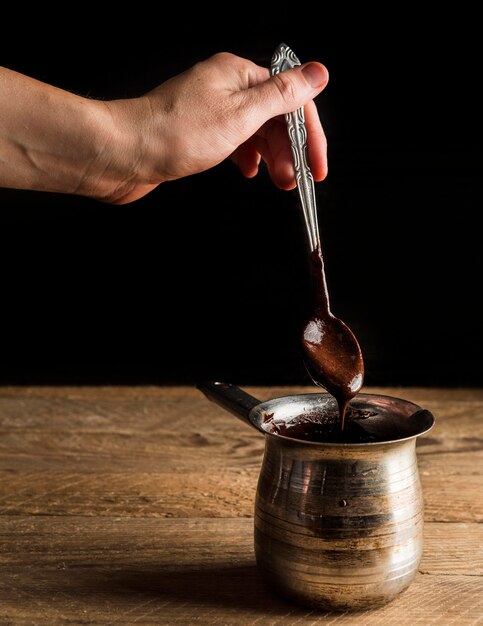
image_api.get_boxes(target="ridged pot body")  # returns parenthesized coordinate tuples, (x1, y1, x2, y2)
(255, 435, 424, 610)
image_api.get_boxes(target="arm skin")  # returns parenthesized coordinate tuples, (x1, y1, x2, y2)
(0, 53, 328, 204)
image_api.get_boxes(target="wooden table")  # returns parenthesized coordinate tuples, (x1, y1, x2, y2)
(1, 386, 482, 625)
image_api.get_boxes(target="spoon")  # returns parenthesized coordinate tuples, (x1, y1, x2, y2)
(271, 43, 364, 428)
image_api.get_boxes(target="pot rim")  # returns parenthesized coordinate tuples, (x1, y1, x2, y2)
(251, 391, 435, 446)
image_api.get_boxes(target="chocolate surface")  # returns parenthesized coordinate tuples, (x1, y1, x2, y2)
(269, 408, 383, 443)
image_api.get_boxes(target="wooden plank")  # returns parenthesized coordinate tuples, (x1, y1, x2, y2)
(1, 428, 482, 474)
(1, 387, 482, 434)
(0, 471, 259, 518)
(0, 428, 480, 470)
(422, 474, 483, 522)
(421, 522, 483, 576)
(1, 387, 481, 477)
(0, 517, 481, 575)
(0, 393, 233, 433)
(0, 429, 266, 472)
(4, 571, 482, 625)
(0, 517, 482, 625)
(0, 466, 482, 522)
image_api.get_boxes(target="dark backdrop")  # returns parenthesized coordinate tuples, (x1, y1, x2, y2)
(1, 7, 481, 386)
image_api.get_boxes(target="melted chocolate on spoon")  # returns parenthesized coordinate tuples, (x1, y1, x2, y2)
(301, 246, 364, 429)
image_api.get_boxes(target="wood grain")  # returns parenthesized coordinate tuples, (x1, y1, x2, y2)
(0, 386, 482, 624)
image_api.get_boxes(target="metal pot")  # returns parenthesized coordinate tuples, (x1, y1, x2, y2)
(198, 382, 435, 611)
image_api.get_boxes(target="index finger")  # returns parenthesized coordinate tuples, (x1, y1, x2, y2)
(304, 100, 328, 181)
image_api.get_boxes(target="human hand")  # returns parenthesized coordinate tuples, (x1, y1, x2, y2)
(105, 52, 329, 203)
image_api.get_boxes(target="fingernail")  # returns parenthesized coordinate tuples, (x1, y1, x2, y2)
(302, 63, 328, 88)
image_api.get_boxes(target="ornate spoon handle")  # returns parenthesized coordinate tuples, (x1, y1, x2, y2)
(270, 42, 321, 252)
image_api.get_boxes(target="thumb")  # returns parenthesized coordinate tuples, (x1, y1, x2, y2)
(248, 62, 329, 119)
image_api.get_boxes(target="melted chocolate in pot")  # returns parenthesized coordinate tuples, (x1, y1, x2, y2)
(268, 407, 392, 444)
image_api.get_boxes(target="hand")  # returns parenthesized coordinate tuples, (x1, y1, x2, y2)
(104, 52, 329, 203)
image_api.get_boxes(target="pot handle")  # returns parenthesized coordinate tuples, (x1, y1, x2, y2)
(196, 381, 262, 430)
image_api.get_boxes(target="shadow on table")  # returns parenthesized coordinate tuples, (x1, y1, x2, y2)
(94, 562, 309, 614)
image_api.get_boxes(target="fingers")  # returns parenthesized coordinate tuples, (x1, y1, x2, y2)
(244, 62, 329, 124)
(230, 119, 291, 190)
(304, 100, 328, 182)
(237, 103, 327, 190)
(232, 140, 261, 178)
(231, 60, 328, 188)
(118, 50, 328, 195)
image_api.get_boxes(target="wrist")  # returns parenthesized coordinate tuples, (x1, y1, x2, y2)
(0, 67, 161, 203)
(91, 96, 162, 204)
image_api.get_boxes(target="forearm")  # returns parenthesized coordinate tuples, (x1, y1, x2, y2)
(0, 66, 141, 201)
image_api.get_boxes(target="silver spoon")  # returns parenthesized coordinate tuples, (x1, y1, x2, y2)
(271, 43, 364, 428)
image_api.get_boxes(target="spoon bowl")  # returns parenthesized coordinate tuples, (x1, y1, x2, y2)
(302, 313, 364, 424)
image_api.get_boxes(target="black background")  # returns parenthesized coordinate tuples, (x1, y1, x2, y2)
(0, 7, 481, 387)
